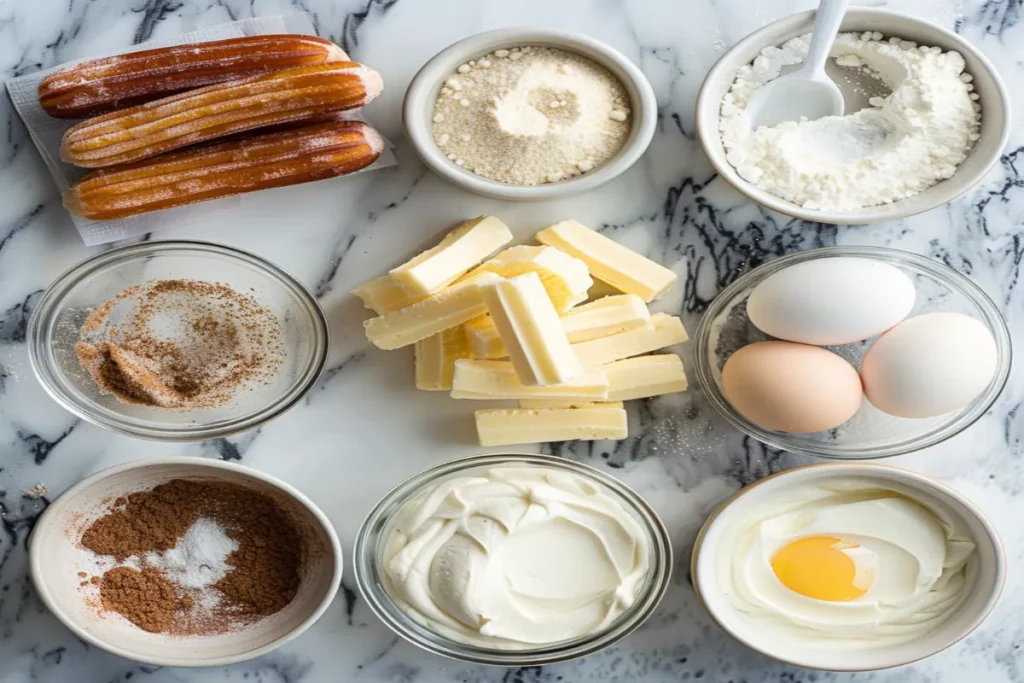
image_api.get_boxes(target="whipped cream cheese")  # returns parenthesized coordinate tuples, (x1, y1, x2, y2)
(717, 479, 976, 648)
(381, 466, 650, 648)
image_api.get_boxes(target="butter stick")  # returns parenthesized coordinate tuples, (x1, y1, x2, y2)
(352, 275, 428, 314)
(536, 220, 677, 302)
(518, 400, 625, 409)
(390, 216, 513, 295)
(415, 326, 472, 390)
(475, 407, 628, 446)
(364, 272, 502, 350)
(604, 354, 688, 401)
(464, 315, 507, 359)
(481, 272, 583, 386)
(574, 313, 688, 367)
(451, 360, 609, 400)
(561, 294, 651, 343)
(468, 245, 592, 312)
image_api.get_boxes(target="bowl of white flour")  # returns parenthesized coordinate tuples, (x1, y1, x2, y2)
(695, 8, 1010, 224)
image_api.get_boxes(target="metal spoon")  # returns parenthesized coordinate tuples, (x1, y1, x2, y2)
(745, 0, 849, 129)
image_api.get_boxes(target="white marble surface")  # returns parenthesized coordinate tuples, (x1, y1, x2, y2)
(0, 1, 1021, 681)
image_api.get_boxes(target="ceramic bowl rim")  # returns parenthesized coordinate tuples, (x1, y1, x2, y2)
(402, 27, 657, 200)
(689, 462, 1007, 672)
(28, 456, 343, 668)
(694, 7, 1012, 225)
(26, 240, 330, 442)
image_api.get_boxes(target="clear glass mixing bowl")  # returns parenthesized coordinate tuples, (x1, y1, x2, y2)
(27, 241, 329, 441)
(693, 246, 1011, 459)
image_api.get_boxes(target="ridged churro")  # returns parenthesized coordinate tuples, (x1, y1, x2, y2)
(39, 34, 349, 119)
(61, 62, 383, 168)
(65, 120, 384, 220)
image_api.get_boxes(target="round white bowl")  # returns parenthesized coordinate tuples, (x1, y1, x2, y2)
(403, 28, 657, 200)
(691, 463, 1005, 671)
(29, 458, 342, 667)
(695, 8, 1011, 224)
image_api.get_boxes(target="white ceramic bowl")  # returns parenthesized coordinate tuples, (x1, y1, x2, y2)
(695, 8, 1011, 224)
(29, 458, 342, 667)
(691, 463, 1005, 671)
(403, 28, 657, 200)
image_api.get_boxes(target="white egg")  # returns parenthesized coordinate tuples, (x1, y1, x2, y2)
(861, 312, 998, 418)
(747, 257, 915, 345)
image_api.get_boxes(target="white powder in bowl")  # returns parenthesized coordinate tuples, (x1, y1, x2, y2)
(432, 47, 632, 185)
(718, 32, 981, 211)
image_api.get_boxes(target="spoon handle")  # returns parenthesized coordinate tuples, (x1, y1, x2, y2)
(802, 0, 849, 77)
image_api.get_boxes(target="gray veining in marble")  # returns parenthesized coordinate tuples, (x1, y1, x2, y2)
(0, 0, 1021, 681)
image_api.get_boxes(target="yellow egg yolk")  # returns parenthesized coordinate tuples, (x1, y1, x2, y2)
(771, 536, 870, 602)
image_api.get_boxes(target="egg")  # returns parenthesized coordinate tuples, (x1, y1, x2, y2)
(722, 341, 863, 433)
(860, 312, 998, 418)
(747, 257, 915, 345)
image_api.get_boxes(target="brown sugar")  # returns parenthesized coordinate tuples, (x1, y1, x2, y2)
(80, 479, 306, 636)
(76, 279, 283, 409)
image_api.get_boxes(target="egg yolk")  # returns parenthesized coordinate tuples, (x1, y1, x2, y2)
(771, 536, 870, 602)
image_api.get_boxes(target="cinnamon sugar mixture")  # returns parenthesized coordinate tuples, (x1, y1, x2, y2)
(75, 279, 283, 409)
(79, 479, 306, 635)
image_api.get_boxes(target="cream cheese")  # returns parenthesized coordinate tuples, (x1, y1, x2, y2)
(381, 466, 650, 648)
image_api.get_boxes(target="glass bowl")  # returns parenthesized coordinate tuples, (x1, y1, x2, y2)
(693, 246, 1011, 459)
(27, 240, 329, 441)
(353, 453, 673, 665)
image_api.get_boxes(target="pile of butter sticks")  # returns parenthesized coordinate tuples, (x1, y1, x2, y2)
(353, 217, 688, 447)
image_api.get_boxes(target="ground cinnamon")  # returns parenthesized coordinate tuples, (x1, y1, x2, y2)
(80, 479, 305, 635)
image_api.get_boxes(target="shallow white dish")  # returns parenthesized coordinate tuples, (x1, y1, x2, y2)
(29, 458, 342, 667)
(403, 28, 657, 200)
(691, 463, 1005, 671)
(694, 8, 1011, 224)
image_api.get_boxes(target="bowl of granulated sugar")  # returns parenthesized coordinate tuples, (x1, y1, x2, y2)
(404, 28, 657, 200)
(29, 457, 342, 667)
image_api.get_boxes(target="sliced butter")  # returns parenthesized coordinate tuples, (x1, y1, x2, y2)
(518, 399, 625, 409)
(605, 354, 689, 401)
(574, 313, 688, 367)
(352, 275, 428, 314)
(475, 407, 628, 446)
(364, 272, 502, 350)
(464, 315, 507, 359)
(451, 360, 608, 400)
(390, 216, 513, 295)
(481, 272, 583, 386)
(468, 245, 592, 312)
(415, 326, 472, 390)
(536, 220, 677, 302)
(561, 294, 651, 343)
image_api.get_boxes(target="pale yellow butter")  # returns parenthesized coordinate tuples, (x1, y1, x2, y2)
(561, 294, 651, 343)
(468, 245, 592, 312)
(573, 313, 688, 367)
(351, 274, 428, 314)
(604, 354, 689, 401)
(415, 326, 472, 390)
(518, 400, 625, 409)
(364, 272, 502, 350)
(390, 216, 513, 295)
(451, 360, 609, 400)
(464, 315, 507, 359)
(475, 407, 628, 446)
(481, 272, 583, 386)
(536, 220, 677, 302)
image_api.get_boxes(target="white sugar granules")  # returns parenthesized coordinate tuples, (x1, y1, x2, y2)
(718, 32, 981, 211)
(432, 47, 632, 185)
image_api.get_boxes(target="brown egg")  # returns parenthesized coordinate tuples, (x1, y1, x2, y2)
(722, 341, 863, 433)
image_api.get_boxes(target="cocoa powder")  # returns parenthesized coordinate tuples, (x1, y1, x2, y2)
(80, 479, 305, 635)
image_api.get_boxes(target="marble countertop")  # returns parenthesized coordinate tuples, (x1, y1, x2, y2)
(0, 0, 1021, 681)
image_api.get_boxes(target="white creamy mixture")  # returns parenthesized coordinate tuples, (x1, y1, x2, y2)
(719, 32, 981, 211)
(382, 466, 650, 648)
(718, 480, 976, 648)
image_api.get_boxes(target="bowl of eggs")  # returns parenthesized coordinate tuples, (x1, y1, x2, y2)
(693, 246, 1011, 459)
(691, 463, 1005, 671)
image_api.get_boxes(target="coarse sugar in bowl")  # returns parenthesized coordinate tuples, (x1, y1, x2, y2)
(353, 453, 672, 665)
